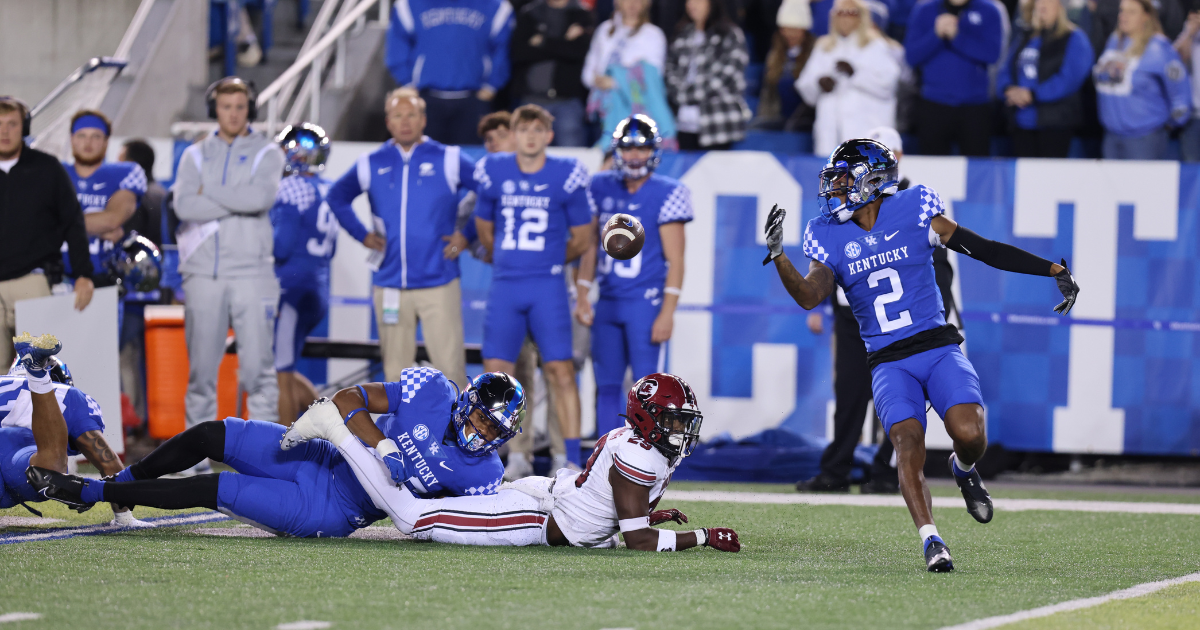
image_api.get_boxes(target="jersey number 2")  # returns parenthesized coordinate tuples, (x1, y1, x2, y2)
(868, 268, 913, 333)
(500, 207, 548, 251)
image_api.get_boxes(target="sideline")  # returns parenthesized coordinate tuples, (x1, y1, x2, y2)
(0, 512, 230, 544)
(661, 490, 1200, 515)
(937, 571, 1200, 629)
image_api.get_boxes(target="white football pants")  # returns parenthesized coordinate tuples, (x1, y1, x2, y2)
(334, 434, 549, 546)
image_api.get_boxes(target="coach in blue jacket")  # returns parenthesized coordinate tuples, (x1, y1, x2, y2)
(905, 0, 1007, 156)
(387, 0, 515, 146)
(326, 89, 476, 389)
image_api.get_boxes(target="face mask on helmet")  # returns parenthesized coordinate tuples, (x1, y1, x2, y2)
(625, 373, 704, 461)
(610, 115, 663, 180)
(817, 140, 899, 224)
(452, 373, 526, 457)
(8, 355, 73, 386)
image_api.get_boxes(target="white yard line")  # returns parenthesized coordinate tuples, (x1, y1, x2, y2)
(938, 571, 1200, 629)
(0, 613, 42, 623)
(661, 490, 1200, 515)
(276, 622, 332, 630)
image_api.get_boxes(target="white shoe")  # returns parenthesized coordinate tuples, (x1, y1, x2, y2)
(280, 398, 348, 450)
(110, 511, 153, 528)
(503, 453, 534, 481)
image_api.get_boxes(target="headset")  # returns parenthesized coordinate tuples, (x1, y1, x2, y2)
(205, 77, 258, 122)
(0, 96, 32, 137)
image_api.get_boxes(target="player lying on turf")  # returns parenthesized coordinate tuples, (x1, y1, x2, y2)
(284, 372, 741, 552)
(765, 138, 1080, 572)
(31, 370, 525, 538)
(3, 333, 146, 526)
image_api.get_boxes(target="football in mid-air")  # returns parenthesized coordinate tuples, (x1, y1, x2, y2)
(602, 213, 645, 260)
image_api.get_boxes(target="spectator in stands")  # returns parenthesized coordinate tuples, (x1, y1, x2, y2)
(905, 0, 1006, 156)
(175, 77, 285, 440)
(758, 0, 814, 130)
(1174, 9, 1200, 161)
(665, 0, 753, 150)
(386, 0, 514, 145)
(798, 0, 902, 155)
(996, 0, 1095, 158)
(583, 0, 678, 145)
(1094, 0, 1192, 159)
(810, 0, 894, 36)
(118, 140, 165, 247)
(326, 89, 476, 389)
(0, 97, 94, 368)
(511, 0, 594, 147)
(1092, 0, 1186, 56)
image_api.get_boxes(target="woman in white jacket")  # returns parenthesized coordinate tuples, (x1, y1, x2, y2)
(797, 0, 901, 155)
(582, 0, 667, 93)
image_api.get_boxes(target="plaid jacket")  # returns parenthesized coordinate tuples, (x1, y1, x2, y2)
(665, 24, 752, 147)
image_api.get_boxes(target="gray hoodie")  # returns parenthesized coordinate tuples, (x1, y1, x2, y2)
(173, 129, 284, 278)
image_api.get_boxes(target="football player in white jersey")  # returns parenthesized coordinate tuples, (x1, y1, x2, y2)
(283, 373, 741, 552)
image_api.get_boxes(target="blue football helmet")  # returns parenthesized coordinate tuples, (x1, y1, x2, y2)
(99, 231, 162, 295)
(452, 372, 526, 457)
(276, 122, 330, 175)
(611, 114, 662, 180)
(818, 138, 899, 223)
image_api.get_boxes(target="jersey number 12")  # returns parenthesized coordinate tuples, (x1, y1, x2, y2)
(500, 207, 548, 251)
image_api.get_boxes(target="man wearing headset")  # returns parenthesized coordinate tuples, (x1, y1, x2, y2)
(174, 77, 285, 459)
(0, 96, 95, 369)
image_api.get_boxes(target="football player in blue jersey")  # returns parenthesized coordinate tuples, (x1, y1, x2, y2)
(765, 138, 1080, 572)
(35, 370, 524, 537)
(473, 104, 595, 469)
(5, 333, 147, 526)
(63, 110, 147, 278)
(574, 115, 693, 437)
(270, 123, 338, 425)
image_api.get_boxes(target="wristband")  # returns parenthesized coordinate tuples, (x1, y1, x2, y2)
(619, 516, 650, 533)
(376, 438, 402, 458)
(656, 529, 677, 552)
(25, 372, 53, 394)
(694, 528, 709, 546)
(663, 286, 681, 296)
(576, 279, 593, 288)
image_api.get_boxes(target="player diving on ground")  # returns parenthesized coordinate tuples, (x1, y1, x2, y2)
(31, 370, 525, 538)
(765, 138, 1080, 571)
(282, 372, 741, 552)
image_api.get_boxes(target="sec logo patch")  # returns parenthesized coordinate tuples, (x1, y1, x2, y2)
(844, 241, 861, 259)
(413, 424, 430, 441)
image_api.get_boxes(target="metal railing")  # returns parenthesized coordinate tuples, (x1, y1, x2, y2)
(256, 0, 388, 137)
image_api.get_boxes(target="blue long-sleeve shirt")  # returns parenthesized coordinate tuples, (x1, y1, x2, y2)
(386, 0, 515, 92)
(326, 138, 477, 290)
(996, 28, 1094, 130)
(905, 0, 1006, 106)
(1094, 33, 1193, 137)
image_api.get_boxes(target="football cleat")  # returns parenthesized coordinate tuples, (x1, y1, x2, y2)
(280, 398, 345, 450)
(13, 333, 62, 379)
(949, 454, 993, 523)
(25, 466, 94, 513)
(924, 538, 954, 572)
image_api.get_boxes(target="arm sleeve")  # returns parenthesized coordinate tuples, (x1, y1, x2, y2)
(201, 147, 285, 214)
(946, 225, 1056, 276)
(949, 3, 1004, 65)
(1033, 30, 1095, 103)
(484, 1, 515, 91)
(563, 161, 594, 227)
(904, 5, 946, 68)
(386, 3, 416, 85)
(173, 146, 231, 222)
(55, 163, 94, 279)
(326, 156, 372, 242)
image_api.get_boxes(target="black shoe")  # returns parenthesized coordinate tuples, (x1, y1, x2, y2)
(795, 473, 850, 493)
(948, 454, 993, 523)
(924, 538, 954, 572)
(860, 477, 899, 494)
(25, 466, 94, 513)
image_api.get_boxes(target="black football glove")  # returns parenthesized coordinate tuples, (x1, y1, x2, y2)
(1053, 258, 1080, 316)
(762, 204, 786, 266)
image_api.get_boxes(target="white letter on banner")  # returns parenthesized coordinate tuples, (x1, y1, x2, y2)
(675, 152, 801, 439)
(1014, 159, 1179, 454)
(901, 157, 969, 450)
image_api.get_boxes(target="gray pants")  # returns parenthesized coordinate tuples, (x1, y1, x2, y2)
(184, 274, 280, 426)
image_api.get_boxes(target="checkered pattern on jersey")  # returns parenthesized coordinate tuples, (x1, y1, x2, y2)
(399, 367, 440, 403)
(473, 156, 492, 190)
(802, 223, 829, 263)
(276, 175, 317, 211)
(563, 160, 589, 194)
(463, 478, 502, 495)
(119, 164, 148, 195)
(916, 185, 944, 227)
(658, 184, 694, 224)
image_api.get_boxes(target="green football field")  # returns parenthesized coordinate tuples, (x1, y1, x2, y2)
(3, 481, 1199, 630)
